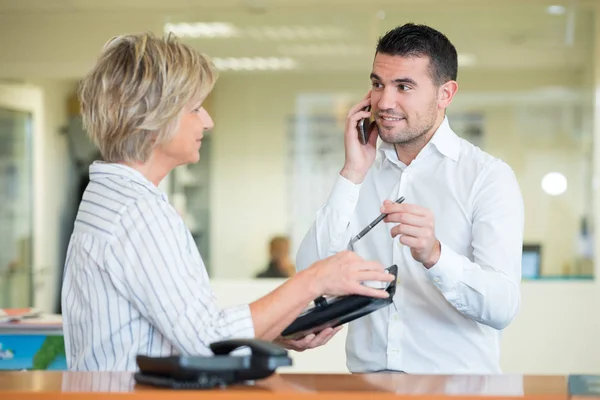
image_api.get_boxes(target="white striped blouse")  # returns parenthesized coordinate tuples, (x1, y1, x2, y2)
(61, 162, 254, 371)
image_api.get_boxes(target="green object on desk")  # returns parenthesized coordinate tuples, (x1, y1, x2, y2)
(32, 336, 65, 370)
(0, 334, 66, 370)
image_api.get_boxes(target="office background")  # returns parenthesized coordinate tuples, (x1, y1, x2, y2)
(0, 0, 598, 374)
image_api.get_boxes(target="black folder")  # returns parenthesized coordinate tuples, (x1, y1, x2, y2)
(281, 265, 397, 339)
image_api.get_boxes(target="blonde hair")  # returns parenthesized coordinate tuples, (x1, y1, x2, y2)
(78, 32, 218, 163)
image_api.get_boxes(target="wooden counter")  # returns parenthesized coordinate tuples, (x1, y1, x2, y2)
(0, 371, 585, 400)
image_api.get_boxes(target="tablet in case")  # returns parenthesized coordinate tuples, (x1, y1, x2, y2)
(281, 265, 397, 340)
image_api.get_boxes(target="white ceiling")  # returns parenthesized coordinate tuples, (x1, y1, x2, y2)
(0, 0, 596, 78)
(0, 0, 596, 13)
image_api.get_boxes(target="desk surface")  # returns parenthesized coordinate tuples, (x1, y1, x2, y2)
(0, 371, 585, 400)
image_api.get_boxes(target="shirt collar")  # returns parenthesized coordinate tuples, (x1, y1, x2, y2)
(88, 161, 166, 198)
(378, 116, 461, 167)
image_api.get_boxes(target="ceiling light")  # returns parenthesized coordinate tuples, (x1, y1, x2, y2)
(547, 5, 566, 15)
(457, 53, 477, 67)
(278, 44, 367, 56)
(164, 22, 346, 40)
(250, 25, 346, 40)
(164, 22, 239, 38)
(541, 172, 567, 196)
(212, 57, 297, 71)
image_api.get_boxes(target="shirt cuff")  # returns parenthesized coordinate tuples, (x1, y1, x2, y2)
(327, 174, 361, 217)
(220, 304, 255, 356)
(224, 303, 255, 340)
(425, 242, 465, 293)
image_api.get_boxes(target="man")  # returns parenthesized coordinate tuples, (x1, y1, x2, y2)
(296, 23, 524, 374)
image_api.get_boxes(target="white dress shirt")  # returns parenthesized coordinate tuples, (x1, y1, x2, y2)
(61, 162, 254, 371)
(296, 117, 524, 374)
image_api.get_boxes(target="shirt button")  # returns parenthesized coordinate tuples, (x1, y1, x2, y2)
(434, 278, 441, 284)
(393, 313, 400, 321)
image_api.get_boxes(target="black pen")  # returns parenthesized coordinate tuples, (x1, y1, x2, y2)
(348, 196, 405, 247)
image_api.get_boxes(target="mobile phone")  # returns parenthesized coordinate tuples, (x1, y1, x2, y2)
(358, 105, 372, 145)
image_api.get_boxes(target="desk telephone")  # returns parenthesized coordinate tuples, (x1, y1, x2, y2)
(134, 338, 292, 389)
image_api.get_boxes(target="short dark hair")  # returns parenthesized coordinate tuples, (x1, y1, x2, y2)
(376, 23, 458, 86)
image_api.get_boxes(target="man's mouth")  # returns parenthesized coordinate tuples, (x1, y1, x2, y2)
(379, 115, 405, 123)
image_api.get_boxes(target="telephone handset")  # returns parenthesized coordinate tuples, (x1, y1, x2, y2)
(134, 338, 292, 389)
(358, 105, 374, 145)
(210, 338, 288, 357)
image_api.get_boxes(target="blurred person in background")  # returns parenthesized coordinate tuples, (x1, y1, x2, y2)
(256, 236, 295, 278)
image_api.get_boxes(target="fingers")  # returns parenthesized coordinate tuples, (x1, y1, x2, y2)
(347, 110, 371, 129)
(348, 96, 372, 117)
(399, 234, 423, 248)
(349, 260, 387, 271)
(296, 334, 316, 349)
(355, 270, 395, 283)
(316, 326, 342, 346)
(310, 327, 337, 347)
(350, 284, 391, 299)
(381, 202, 430, 217)
(384, 212, 427, 226)
(333, 251, 383, 269)
(332, 250, 362, 263)
(281, 327, 343, 352)
(390, 224, 427, 238)
(284, 333, 315, 352)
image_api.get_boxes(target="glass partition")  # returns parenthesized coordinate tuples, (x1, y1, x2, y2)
(0, 107, 33, 306)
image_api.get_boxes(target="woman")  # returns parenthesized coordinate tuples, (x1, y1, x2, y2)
(61, 32, 393, 371)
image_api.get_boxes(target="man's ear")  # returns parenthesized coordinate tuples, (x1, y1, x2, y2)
(438, 80, 458, 109)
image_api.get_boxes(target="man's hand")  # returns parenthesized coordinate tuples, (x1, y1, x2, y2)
(275, 326, 343, 352)
(382, 200, 441, 268)
(340, 92, 379, 184)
